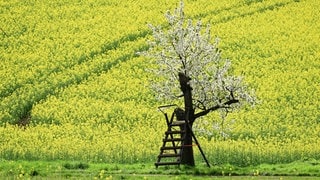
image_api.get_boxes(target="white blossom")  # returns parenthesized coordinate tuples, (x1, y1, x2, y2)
(140, 1, 256, 138)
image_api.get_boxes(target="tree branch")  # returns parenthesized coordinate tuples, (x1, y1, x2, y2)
(171, 38, 186, 71)
(194, 99, 239, 119)
(195, 99, 206, 111)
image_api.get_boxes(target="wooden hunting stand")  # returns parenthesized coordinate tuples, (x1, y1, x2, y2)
(155, 104, 210, 168)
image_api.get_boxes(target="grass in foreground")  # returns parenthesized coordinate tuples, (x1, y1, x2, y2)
(0, 159, 319, 179)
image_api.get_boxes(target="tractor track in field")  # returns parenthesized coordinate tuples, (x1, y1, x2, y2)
(0, 0, 298, 125)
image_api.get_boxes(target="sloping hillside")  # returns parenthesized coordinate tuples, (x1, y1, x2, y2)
(0, 0, 319, 165)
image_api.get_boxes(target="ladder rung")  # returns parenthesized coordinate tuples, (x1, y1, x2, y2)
(170, 121, 185, 126)
(161, 146, 183, 150)
(158, 153, 181, 158)
(155, 162, 180, 167)
(163, 138, 184, 142)
(165, 131, 185, 135)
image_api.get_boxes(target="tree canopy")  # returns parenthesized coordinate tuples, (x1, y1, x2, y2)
(143, 1, 256, 118)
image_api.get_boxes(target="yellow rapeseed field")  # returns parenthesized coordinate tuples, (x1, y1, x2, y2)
(0, 0, 319, 166)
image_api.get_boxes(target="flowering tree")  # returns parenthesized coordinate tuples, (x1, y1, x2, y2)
(142, 1, 256, 166)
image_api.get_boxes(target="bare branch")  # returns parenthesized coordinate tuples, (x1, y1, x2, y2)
(194, 99, 239, 119)
(195, 99, 207, 111)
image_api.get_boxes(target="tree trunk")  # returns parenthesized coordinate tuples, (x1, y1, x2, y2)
(180, 121, 195, 166)
(178, 72, 195, 166)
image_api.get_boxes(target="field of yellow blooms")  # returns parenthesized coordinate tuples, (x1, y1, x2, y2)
(0, 0, 319, 167)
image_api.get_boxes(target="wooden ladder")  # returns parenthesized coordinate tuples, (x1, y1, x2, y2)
(155, 105, 186, 168)
(155, 120, 186, 167)
(155, 105, 211, 168)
